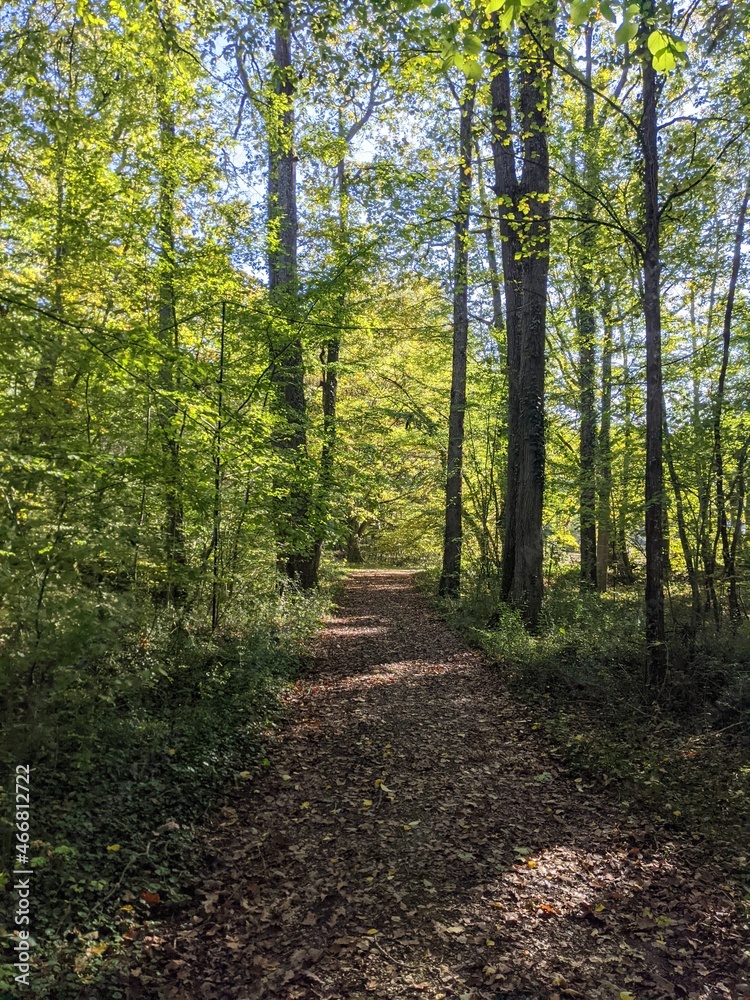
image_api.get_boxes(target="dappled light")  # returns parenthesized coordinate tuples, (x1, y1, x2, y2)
(152, 574, 745, 1000)
(2, 1, 749, 996)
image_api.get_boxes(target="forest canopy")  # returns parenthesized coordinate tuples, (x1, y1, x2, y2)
(1, 0, 749, 993)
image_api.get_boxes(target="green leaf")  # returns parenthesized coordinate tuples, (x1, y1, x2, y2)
(652, 47, 676, 72)
(430, 2, 450, 15)
(600, 1, 616, 21)
(614, 20, 638, 45)
(571, 0, 592, 26)
(647, 29, 669, 55)
(499, 1, 518, 30)
(485, 0, 505, 12)
(464, 58, 483, 80)
(463, 32, 483, 55)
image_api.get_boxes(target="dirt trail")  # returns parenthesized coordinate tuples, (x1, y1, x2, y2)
(158, 571, 745, 1000)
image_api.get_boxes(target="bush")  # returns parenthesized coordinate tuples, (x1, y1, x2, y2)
(0, 582, 331, 998)
(439, 570, 749, 844)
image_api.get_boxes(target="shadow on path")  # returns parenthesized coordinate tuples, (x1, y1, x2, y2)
(155, 571, 745, 1000)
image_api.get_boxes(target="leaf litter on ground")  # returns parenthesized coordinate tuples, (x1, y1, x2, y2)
(140, 571, 747, 1000)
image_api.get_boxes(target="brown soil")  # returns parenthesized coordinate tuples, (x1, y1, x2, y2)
(154, 571, 747, 1000)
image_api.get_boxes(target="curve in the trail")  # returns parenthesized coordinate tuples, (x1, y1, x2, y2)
(156, 570, 744, 1000)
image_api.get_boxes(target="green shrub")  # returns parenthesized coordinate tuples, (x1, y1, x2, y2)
(0, 581, 332, 998)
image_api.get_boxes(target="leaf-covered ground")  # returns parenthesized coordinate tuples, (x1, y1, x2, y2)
(150, 571, 747, 1000)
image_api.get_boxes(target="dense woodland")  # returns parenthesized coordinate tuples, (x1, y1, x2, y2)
(1, 0, 749, 995)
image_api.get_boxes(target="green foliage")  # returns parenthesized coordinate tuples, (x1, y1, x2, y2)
(0, 583, 331, 996)
(443, 570, 749, 841)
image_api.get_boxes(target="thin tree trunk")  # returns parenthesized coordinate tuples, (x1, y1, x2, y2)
(490, 32, 522, 604)
(664, 412, 700, 645)
(440, 82, 476, 598)
(640, 11, 667, 688)
(616, 324, 635, 584)
(475, 147, 505, 346)
(597, 291, 613, 591)
(156, 75, 185, 604)
(577, 24, 598, 589)
(713, 177, 749, 622)
(729, 439, 749, 618)
(211, 302, 226, 630)
(689, 286, 711, 628)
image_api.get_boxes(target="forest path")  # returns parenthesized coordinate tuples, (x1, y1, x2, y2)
(158, 571, 744, 1000)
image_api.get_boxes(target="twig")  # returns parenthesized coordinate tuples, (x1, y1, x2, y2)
(372, 937, 419, 970)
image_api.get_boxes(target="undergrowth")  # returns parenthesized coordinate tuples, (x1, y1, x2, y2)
(0, 579, 336, 998)
(424, 568, 750, 849)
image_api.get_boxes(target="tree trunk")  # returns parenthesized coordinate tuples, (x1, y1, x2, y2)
(475, 147, 505, 346)
(597, 291, 613, 591)
(490, 11, 554, 629)
(156, 76, 186, 605)
(345, 518, 366, 564)
(211, 302, 226, 630)
(440, 82, 476, 598)
(616, 323, 635, 584)
(267, 2, 317, 589)
(490, 33, 522, 604)
(577, 24, 598, 589)
(729, 439, 749, 619)
(713, 177, 749, 622)
(641, 13, 667, 688)
(664, 412, 700, 645)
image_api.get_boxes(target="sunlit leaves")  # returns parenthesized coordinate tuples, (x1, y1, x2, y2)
(647, 28, 688, 72)
(564, 1, 688, 73)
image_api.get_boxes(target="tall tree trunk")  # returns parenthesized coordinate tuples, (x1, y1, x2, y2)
(597, 291, 613, 591)
(476, 147, 505, 347)
(664, 413, 700, 645)
(490, 32, 522, 605)
(713, 177, 749, 622)
(440, 82, 476, 598)
(490, 9, 555, 629)
(688, 286, 711, 628)
(576, 25, 598, 589)
(156, 72, 185, 605)
(729, 439, 749, 619)
(267, 1, 317, 589)
(616, 323, 635, 584)
(641, 12, 667, 688)
(211, 302, 226, 630)
(315, 150, 345, 569)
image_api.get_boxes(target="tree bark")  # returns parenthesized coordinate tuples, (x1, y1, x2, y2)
(616, 323, 635, 584)
(640, 12, 667, 687)
(156, 69, 185, 605)
(576, 26, 598, 590)
(713, 177, 749, 622)
(664, 411, 700, 645)
(475, 147, 505, 347)
(597, 291, 613, 591)
(267, 1, 317, 589)
(440, 82, 476, 598)
(490, 9, 554, 629)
